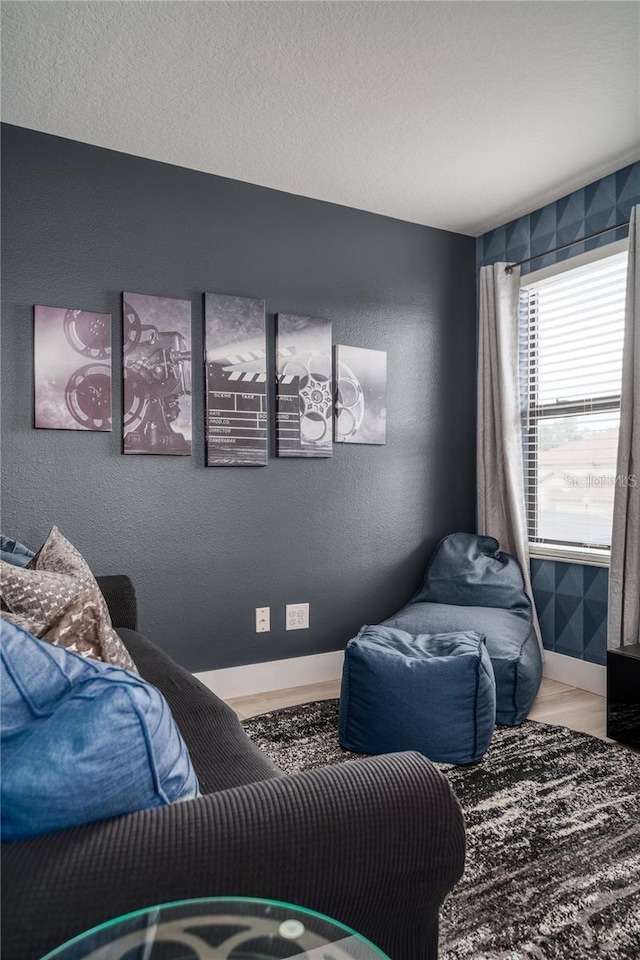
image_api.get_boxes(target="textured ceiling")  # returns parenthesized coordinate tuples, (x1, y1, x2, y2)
(2, 1, 639, 236)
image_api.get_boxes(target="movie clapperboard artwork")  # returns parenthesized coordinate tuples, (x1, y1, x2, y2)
(275, 314, 333, 458)
(34, 305, 112, 431)
(122, 293, 192, 456)
(205, 294, 267, 466)
(334, 345, 387, 445)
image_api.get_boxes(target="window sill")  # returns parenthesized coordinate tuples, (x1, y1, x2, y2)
(528, 543, 610, 568)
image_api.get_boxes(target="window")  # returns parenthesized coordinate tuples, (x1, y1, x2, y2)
(521, 244, 628, 557)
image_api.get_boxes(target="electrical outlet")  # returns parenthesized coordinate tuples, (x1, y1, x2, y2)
(255, 606, 270, 633)
(286, 603, 309, 631)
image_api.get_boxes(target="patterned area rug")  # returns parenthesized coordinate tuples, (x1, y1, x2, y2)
(243, 700, 640, 960)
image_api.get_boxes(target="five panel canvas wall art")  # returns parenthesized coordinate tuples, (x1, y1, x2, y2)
(34, 295, 387, 461)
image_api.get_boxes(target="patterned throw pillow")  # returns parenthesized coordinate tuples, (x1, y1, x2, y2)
(0, 526, 137, 673)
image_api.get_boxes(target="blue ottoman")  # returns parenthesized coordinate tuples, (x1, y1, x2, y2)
(338, 625, 496, 765)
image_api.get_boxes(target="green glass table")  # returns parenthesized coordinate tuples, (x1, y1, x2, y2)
(42, 897, 391, 959)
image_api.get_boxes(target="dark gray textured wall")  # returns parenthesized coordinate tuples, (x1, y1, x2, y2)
(1, 124, 477, 671)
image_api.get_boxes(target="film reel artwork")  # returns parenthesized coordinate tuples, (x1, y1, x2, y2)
(275, 313, 333, 458)
(34, 305, 112, 431)
(334, 345, 387, 445)
(59, 907, 385, 959)
(205, 293, 268, 467)
(122, 293, 192, 456)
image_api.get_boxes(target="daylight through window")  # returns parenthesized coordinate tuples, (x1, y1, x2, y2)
(521, 247, 628, 552)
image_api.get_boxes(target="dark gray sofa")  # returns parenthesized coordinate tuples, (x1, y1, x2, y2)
(1, 576, 466, 960)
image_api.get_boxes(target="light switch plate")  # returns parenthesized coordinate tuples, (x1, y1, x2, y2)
(255, 606, 270, 633)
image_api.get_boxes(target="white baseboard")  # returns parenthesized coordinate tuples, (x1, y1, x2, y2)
(194, 650, 345, 701)
(542, 650, 606, 697)
(195, 647, 606, 702)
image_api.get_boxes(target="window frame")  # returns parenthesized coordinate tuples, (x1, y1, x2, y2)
(519, 239, 628, 566)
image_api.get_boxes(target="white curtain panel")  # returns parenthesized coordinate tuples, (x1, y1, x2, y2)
(478, 263, 543, 654)
(608, 205, 640, 650)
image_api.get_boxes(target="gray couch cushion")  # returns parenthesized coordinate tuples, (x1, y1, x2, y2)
(117, 628, 283, 794)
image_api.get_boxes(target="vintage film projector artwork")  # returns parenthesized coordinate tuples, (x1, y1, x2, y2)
(122, 293, 192, 455)
(334, 345, 387, 445)
(204, 293, 267, 466)
(34, 305, 112, 431)
(275, 314, 333, 458)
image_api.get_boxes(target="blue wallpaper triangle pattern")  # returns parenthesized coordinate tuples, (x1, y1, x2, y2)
(531, 559, 608, 666)
(477, 161, 640, 274)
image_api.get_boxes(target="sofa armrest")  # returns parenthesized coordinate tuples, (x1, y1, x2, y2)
(96, 575, 137, 630)
(1, 752, 465, 960)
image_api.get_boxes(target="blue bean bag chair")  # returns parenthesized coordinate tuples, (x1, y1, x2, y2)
(339, 625, 496, 764)
(383, 533, 542, 726)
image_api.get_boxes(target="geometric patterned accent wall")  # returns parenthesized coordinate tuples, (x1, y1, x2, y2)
(477, 162, 640, 275)
(531, 559, 608, 666)
(479, 162, 639, 665)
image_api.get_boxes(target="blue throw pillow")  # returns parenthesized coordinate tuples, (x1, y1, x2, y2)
(1, 621, 200, 841)
(1, 535, 35, 568)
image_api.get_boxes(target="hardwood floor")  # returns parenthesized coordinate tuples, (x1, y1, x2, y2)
(227, 676, 610, 742)
(227, 679, 340, 721)
(527, 677, 608, 740)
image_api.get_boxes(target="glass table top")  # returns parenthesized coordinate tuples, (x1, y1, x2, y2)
(42, 897, 391, 960)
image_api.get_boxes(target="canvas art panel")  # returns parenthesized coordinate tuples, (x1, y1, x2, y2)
(34, 305, 112, 431)
(205, 293, 268, 467)
(122, 293, 192, 456)
(334, 345, 387, 445)
(275, 314, 333, 458)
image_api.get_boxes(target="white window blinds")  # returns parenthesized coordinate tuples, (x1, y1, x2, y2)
(521, 249, 628, 550)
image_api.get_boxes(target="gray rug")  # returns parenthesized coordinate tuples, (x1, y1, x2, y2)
(243, 700, 640, 960)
